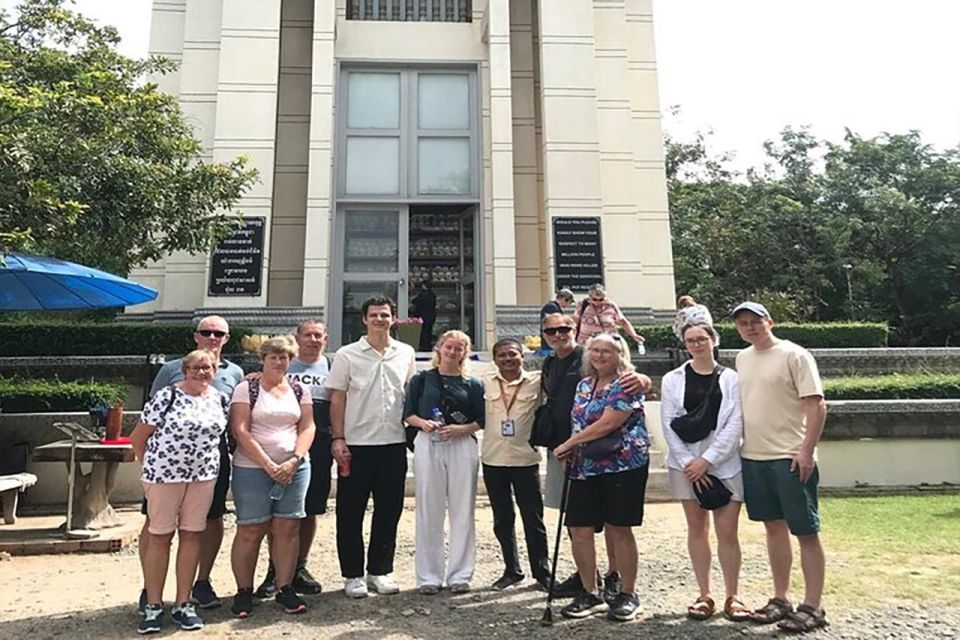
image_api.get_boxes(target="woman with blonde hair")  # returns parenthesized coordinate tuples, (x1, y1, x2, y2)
(553, 333, 650, 622)
(403, 330, 485, 594)
(229, 336, 316, 618)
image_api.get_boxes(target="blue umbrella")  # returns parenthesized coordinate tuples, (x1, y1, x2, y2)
(0, 252, 159, 310)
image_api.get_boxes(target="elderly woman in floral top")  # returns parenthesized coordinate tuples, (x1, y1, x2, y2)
(573, 283, 645, 347)
(553, 333, 649, 623)
(131, 349, 228, 634)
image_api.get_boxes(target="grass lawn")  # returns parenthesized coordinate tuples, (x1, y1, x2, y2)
(740, 494, 960, 607)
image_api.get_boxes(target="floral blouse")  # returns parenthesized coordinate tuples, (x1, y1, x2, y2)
(576, 301, 626, 345)
(569, 377, 648, 479)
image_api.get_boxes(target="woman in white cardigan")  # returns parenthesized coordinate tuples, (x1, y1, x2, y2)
(660, 321, 750, 623)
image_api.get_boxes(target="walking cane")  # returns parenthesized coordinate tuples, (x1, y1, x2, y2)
(540, 451, 575, 626)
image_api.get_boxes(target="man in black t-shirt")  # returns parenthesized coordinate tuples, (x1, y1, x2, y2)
(538, 289, 574, 355)
(539, 312, 651, 602)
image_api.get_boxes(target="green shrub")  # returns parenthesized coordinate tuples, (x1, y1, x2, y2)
(824, 373, 960, 400)
(0, 377, 128, 412)
(623, 322, 889, 349)
(0, 323, 255, 356)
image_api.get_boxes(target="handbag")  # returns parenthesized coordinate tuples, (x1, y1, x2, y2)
(670, 366, 723, 443)
(530, 357, 559, 448)
(693, 474, 733, 510)
(579, 378, 625, 460)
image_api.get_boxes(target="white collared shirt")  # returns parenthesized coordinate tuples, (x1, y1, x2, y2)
(326, 336, 416, 446)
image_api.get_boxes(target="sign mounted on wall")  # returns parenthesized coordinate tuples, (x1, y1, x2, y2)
(552, 216, 604, 292)
(208, 216, 265, 296)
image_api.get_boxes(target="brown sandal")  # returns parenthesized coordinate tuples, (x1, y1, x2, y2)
(777, 604, 828, 633)
(751, 597, 793, 624)
(723, 596, 752, 622)
(687, 595, 715, 620)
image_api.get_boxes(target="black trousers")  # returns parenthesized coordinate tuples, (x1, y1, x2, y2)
(335, 443, 407, 578)
(482, 463, 550, 580)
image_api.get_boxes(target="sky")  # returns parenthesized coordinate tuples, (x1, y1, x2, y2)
(3, 0, 959, 169)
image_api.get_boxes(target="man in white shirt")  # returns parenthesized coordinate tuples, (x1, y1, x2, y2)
(327, 296, 416, 598)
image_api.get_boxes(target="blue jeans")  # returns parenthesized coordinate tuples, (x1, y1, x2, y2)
(232, 462, 311, 525)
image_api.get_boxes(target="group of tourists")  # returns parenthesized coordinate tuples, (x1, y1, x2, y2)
(130, 293, 828, 635)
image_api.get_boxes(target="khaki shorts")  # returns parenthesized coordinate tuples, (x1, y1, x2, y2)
(668, 469, 744, 503)
(143, 480, 216, 535)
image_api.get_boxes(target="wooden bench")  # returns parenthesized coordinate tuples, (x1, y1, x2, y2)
(0, 473, 38, 524)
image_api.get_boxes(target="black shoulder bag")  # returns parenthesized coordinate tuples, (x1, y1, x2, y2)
(530, 357, 558, 448)
(670, 366, 724, 444)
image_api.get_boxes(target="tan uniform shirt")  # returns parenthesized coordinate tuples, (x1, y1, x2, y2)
(736, 339, 824, 461)
(481, 369, 542, 467)
(326, 336, 416, 446)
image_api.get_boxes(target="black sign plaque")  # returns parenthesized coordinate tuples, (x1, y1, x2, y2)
(552, 216, 604, 292)
(208, 216, 265, 296)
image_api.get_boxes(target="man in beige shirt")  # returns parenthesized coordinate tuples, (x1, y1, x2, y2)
(328, 296, 416, 599)
(733, 302, 828, 633)
(481, 338, 550, 591)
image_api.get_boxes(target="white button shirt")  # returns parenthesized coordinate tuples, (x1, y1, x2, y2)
(327, 336, 416, 446)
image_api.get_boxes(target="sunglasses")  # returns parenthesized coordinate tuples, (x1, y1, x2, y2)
(543, 326, 573, 336)
(197, 329, 227, 338)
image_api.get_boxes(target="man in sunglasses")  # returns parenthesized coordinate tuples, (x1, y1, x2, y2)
(137, 315, 245, 613)
(540, 313, 651, 603)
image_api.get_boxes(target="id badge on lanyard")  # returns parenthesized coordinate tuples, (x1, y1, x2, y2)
(498, 378, 523, 438)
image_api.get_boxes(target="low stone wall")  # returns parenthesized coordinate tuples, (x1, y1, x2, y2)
(4, 400, 958, 508)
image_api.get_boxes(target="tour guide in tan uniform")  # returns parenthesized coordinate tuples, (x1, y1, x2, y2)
(732, 301, 829, 634)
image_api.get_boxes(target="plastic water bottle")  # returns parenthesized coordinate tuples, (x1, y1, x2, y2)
(269, 482, 285, 501)
(636, 342, 646, 357)
(430, 407, 446, 443)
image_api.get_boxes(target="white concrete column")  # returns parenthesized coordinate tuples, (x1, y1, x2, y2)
(203, 0, 284, 308)
(509, 0, 544, 304)
(488, 0, 518, 308)
(160, 0, 224, 312)
(301, 0, 337, 308)
(536, 0, 604, 293)
(626, 0, 675, 308)
(130, 0, 188, 311)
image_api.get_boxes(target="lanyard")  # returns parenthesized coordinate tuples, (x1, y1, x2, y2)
(497, 377, 524, 417)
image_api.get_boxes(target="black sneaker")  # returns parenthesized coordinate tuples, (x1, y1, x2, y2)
(231, 588, 254, 619)
(292, 564, 322, 595)
(253, 565, 276, 599)
(552, 570, 603, 598)
(602, 571, 622, 605)
(607, 592, 641, 622)
(171, 601, 204, 630)
(276, 585, 308, 614)
(137, 603, 163, 635)
(137, 589, 147, 616)
(560, 591, 609, 619)
(534, 574, 552, 592)
(191, 579, 222, 609)
(491, 572, 524, 590)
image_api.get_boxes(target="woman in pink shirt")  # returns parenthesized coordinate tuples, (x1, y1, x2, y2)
(229, 337, 316, 617)
(573, 284, 645, 347)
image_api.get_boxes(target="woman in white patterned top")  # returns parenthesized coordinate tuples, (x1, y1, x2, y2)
(132, 349, 228, 632)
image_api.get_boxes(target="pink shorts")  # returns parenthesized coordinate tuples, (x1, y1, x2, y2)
(143, 480, 216, 535)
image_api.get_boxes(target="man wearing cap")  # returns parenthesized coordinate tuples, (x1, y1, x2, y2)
(538, 289, 575, 355)
(732, 302, 828, 633)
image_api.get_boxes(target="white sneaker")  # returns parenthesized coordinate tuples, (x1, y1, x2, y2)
(344, 577, 368, 599)
(366, 573, 400, 595)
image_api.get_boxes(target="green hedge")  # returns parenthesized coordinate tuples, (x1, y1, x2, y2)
(0, 377, 128, 412)
(0, 323, 255, 356)
(824, 373, 960, 400)
(625, 322, 889, 349)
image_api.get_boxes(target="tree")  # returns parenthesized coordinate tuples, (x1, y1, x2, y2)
(0, 0, 258, 274)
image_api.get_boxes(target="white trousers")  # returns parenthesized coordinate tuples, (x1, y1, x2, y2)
(413, 430, 479, 587)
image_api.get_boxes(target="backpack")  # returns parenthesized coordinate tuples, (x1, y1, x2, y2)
(248, 379, 304, 407)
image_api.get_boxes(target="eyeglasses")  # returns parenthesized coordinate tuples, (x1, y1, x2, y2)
(684, 336, 712, 346)
(197, 329, 227, 338)
(589, 297, 605, 303)
(543, 326, 573, 336)
(186, 365, 213, 373)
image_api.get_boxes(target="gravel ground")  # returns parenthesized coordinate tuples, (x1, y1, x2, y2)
(2, 499, 958, 639)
